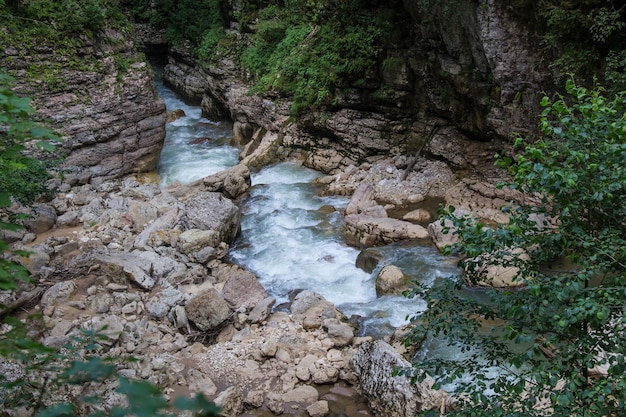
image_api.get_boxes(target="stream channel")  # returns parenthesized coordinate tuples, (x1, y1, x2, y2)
(155, 79, 461, 338)
(154, 78, 468, 412)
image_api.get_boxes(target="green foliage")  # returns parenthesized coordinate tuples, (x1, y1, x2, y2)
(240, 0, 390, 115)
(127, 0, 224, 47)
(0, 73, 58, 290)
(404, 81, 626, 415)
(537, 1, 626, 87)
(0, 0, 127, 36)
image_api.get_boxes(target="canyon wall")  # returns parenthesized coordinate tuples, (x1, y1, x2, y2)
(160, 0, 551, 175)
(1, 27, 166, 183)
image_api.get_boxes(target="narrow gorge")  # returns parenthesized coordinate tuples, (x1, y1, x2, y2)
(2, 1, 624, 416)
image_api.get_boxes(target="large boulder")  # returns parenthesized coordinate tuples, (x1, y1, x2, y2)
(352, 340, 451, 417)
(185, 288, 232, 331)
(180, 192, 240, 244)
(344, 214, 429, 247)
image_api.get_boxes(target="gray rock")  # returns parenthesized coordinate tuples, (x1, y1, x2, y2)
(248, 297, 276, 324)
(185, 288, 231, 331)
(145, 284, 184, 318)
(344, 214, 429, 247)
(222, 269, 268, 312)
(291, 290, 342, 330)
(24, 204, 57, 234)
(201, 164, 251, 199)
(214, 386, 243, 417)
(307, 400, 329, 417)
(375, 265, 408, 296)
(325, 321, 354, 348)
(180, 192, 240, 244)
(352, 340, 451, 417)
(177, 229, 220, 254)
(41, 281, 77, 310)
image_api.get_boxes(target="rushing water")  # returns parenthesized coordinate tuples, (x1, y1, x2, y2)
(154, 78, 461, 338)
(155, 82, 239, 186)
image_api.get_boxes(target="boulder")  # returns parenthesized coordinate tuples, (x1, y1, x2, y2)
(180, 192, 240, 244)
(375, 265, 408, 296)
(352, 340, 451, 417)
(248, 296, 276, 324)
(185, 288, 231, 331)
(40, 280, 77, 310)
(464, 248, 529, 288)
(344, 214, 429, 247)
(201, 164, 251, 199)
(291, 291, 343, 330)
(402, 208, 432, 224)
(221, 269, 268, 312)
(213, 386, 244, 417)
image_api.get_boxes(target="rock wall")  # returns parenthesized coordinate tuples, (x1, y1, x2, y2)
(1, 28, 166, 182)
(160, 0, 551, 175)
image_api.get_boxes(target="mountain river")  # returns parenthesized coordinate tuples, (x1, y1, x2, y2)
(154, 79, 481, 413)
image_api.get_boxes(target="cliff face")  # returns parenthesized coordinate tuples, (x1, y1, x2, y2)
(1, 27, 166, 182)
(161, 0, 551, 174)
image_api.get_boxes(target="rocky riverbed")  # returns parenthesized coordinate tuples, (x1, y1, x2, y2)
(3, 149, 477, 416)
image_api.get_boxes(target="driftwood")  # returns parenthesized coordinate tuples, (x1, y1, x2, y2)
(0, 286, 45, 318)
(401, 123, 447, 181)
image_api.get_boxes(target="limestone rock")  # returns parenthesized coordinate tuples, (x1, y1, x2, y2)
(324, 320, 354, 348)
(180, 192, 240, 244)
(221, 269, 268, 312)
(185, 288, 231, 331)
(201, 164, 251, 199)
(41, 281, 77, 310)
(352, 340, 451, 417)
(291, 291, 343, 330)
(375, 265, 408, 296)
(214, 386, 244, 417)
(307, 400, 330, 417)
(402, 208, 432, 224)
(464, 248, 529, 288)
(344, 214, 429, 247)
(248, 296, 276, 324)
(177, 229, 221, 254)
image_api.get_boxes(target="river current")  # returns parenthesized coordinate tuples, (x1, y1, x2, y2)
(155, 80, 460, 339)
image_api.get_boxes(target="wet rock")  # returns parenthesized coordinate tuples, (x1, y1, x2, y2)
(185, 288, 231, 331)
(166, 109, 186, 122)
(375, 265, 408, 296)
(355, 248, 384, 273)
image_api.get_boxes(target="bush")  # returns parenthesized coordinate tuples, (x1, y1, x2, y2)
(403, 80, 626, 416)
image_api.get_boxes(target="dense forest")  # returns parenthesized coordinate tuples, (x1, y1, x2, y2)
(1, 0, 625, 416)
